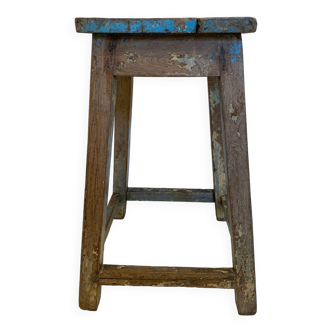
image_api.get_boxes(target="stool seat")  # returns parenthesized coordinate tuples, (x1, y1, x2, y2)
(75, 17, 257, 34)
(76, 19, 258, 315)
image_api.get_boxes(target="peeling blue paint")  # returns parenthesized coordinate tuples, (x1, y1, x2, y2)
(210, 53, 215, 63)
(142, 19, 196, 33)
(229, 41, 242, 63)
(107, 209, 112, 214)
(123, 37, 127, 43)
(94, 40, 101, 47)
(130, 19, 141, 33)
(81, 19, 196, 33)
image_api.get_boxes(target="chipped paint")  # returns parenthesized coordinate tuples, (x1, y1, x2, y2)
(235, 224, 243, 237)
(229, 104, 235, 113)
(124, 52, 140, 63)
(229, 41, 242, 63)
(232, 116, 238, 122)
(209, 89, 220, 113)
(171, 53, 197, 71)
(94, 40, 101, 47)
(80, 18, 196, 34)
(142, 19, 196, 33)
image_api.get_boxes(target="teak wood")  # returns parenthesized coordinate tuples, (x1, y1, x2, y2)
(77, 17, 257, 315)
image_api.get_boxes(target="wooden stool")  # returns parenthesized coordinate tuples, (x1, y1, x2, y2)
(75, 17, 257, 315)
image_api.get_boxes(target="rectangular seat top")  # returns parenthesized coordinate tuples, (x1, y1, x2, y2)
(75, 17, 257, 34)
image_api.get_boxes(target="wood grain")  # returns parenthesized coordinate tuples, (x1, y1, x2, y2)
(208, 77, 227, 221)
(104, 194, 120, 243)
(113, 35, 221, 77)
(127, 188, 214, 202)
(79, 35, 118, 311)
(99, 265, 235, 288)
(113, 77, 133, 219)
(219, 34, 257, 315)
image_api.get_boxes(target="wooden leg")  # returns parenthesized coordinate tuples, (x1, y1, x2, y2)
(113, 77, 133, 219)
(79, 35, 118, 311)
(219, 34, 257, 315)
(208, 77, 227, 221)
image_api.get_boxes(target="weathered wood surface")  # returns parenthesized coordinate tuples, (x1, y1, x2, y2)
(113, 35, 221, 77)
(79, 35, 118, 311)
(99, 265, 235, 288)
(75, 17, 257, 34)
(127, 188, 214, 202)
(198, 18, 257, 34)
(76, 18, 197, 34)
(219, 34, 257, 315)
(208, 77, 227, 221)
(113, 77, 133, 219)
(103, 194, 120, 243)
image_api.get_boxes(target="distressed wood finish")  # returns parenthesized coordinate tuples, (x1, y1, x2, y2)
(208, 77, 227, 221)
(198, 17, 257, 34)
(76, 18, 197, 34)
(75, 17, 256, 34)
(76, 18, 258, 315)
(104, 194, 120, 243)
(219, 34, 257, 315)
(99, 265, 235, 288)
(113, 35, 221, 77)
(127, 188, 214, 202)
(113, 77, 133, 219)
(79, 35, 118, 311)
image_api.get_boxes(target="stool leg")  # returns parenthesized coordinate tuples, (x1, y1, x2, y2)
(219, 34, 257, 315)
(113, 77, 133, 219)
(79, 35, 118, 311)
(208, 77, 227, 221)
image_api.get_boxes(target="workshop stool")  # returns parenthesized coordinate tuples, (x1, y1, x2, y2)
(75, 17, 257, 315)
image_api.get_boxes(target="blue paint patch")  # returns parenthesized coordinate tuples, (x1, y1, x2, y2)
(82, 19, 196, 33)
(229, 41, 242, 63)
(210, 53, 215, 63)
(184, 19, 196, 33)
(142, 19, 196, 33)
(129, 19, 142, 33)
(94, 40, 101, 47)
(107, 209, 112, 214)
(228, 27, 239, 33)
(80, 18, 196, 34)
(123, 37, 127, 43)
